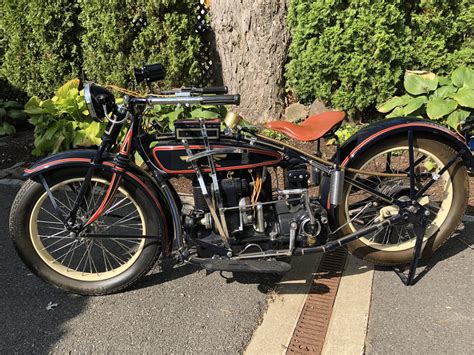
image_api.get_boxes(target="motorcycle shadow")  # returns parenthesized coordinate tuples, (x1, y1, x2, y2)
(375, 221, 473, 285)
(133, 220, 473, 293)
(132, 258, 282, 295)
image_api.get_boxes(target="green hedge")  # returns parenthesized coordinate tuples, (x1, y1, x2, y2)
(80, 0, 203, 89)
(286, 0, 474, 120)
(1, 0, 82, 98)
(1, 0, 204, 99)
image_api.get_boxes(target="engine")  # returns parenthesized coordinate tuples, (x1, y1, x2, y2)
(184, 166, 329, 256)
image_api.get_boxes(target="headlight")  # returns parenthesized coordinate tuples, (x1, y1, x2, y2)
(84, 82, 116, 121)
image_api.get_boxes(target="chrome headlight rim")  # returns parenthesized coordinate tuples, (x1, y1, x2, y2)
(83, 82, 98, 120)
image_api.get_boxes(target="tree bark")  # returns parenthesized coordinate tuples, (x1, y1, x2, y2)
(209, 0, 290, 124)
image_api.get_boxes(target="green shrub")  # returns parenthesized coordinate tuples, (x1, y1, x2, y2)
(286, 0, 474, 120)
(1, 0, 82, 98)
(0, 100, 27, 135)
(378, 67, 474, 129)
(79, 0, 204, 89)
(1, 0, 204, 99)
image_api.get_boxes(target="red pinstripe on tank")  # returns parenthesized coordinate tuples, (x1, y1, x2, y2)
(152, 145, 282, 174)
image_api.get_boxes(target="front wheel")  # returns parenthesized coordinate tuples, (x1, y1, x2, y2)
(9, 167, 165, 295)
(335, 136, 469, 265)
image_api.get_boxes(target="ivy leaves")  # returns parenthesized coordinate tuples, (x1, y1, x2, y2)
(377, 66, 474, 129)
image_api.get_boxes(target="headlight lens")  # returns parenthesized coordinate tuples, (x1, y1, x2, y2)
(84, 82, 116, 121)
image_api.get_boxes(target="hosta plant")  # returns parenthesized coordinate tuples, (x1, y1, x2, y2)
(24, 78, 229, 156)
(378, 67, 474, 129)
(145, 104, 227, 133)
(24, 79, 104, 156)
(0, 100, 26, 135)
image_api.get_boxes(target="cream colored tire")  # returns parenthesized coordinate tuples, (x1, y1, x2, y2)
(9, 168, 164, 295)
(335, 137, 469, 265)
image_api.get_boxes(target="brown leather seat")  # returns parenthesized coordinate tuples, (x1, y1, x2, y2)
(265, 111, 345, 141)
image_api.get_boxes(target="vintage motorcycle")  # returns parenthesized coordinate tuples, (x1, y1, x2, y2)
(10, 63, 474, 295)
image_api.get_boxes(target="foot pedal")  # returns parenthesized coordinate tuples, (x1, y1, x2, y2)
(190, 257, 291, 275)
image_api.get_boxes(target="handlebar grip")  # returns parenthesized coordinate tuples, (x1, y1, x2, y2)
(199, 86, 228, 94)
(201, 94, 240, 105)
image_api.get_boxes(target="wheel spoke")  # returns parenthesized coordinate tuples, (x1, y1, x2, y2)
(344, 144, 452, 252)
(40, 207, 63, 224)
(48, 239, 79, 255)
(101, 210, 140, 232)
(111, 238, 139, 256)
(32, 177, 147, 280)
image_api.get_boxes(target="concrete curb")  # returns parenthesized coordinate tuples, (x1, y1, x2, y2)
(245, 254, 322, 355)
(322, 256, 374, 355)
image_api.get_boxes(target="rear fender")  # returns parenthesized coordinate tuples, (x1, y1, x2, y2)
(23, 149, 179, 253)
(320, 118, 473, 212)
(338, 118, 473, 170)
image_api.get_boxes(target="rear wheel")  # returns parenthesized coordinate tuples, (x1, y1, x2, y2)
(9, 168, 165, 295)
(335, 137, 469, 265)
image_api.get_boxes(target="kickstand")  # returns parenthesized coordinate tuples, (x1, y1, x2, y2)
(392, 223, 425, 286)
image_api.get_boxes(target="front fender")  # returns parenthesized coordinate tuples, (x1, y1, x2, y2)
(338, 117, 474, 170)
(23, 149, 180, 253)
(23, 149, 109, 177)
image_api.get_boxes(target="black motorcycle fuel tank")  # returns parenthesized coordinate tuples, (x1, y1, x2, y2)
(152, 141, 282, 175)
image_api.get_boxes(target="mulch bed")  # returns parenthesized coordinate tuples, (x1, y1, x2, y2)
(0, 128, 36, 170)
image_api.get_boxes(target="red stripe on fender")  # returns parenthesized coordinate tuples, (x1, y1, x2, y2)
(24, 158, 92, 174)
(328, 122, 461, 211)
(341, 123, 460, 167)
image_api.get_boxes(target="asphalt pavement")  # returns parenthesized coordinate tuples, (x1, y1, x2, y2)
(366, 220, 474, 354)
(0, 184, 279, 353)
(2, 179, 472, 354)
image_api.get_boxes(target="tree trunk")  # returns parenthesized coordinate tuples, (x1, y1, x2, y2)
(209, 0, 290, 124)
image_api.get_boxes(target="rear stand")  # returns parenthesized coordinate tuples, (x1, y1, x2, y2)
(392, 129, 428, 286)
(392, 225, 425, 285)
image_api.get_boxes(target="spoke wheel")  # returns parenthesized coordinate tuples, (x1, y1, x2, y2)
(335, 137, 468, 265)
(10, 167, 164, 295)
(30, 177, 146, 281)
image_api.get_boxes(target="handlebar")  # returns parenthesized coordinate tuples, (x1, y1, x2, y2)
(159, 86, 228, 96)
(130, 94, 240, 106)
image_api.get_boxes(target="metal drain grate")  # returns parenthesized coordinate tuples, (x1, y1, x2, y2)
(286, 248, 348, 354)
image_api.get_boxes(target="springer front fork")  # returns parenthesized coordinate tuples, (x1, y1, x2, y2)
(39, 121, 133, 234)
